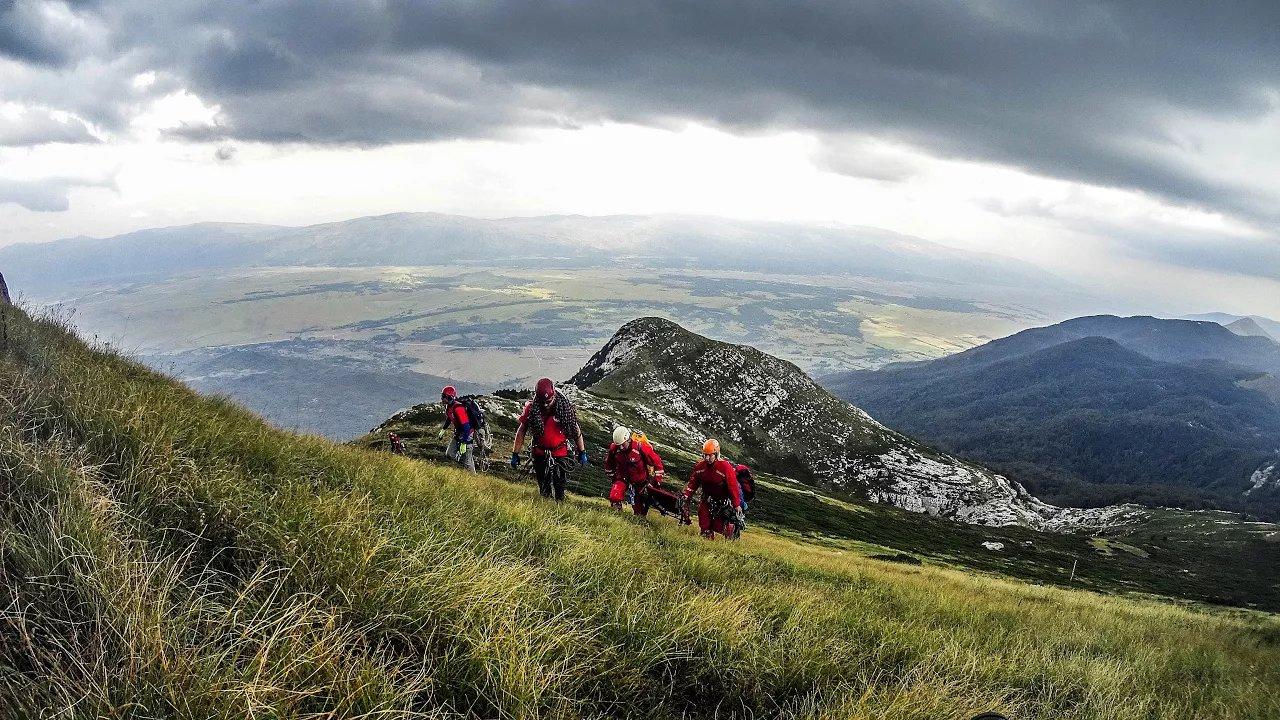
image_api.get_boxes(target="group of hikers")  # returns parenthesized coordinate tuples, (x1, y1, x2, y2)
(411, 377, 754, 540)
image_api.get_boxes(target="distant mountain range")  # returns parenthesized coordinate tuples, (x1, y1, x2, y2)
(1187, 312, 1280, 341)
(0, 212, 1069, 293)
(822, 315, 1280, 519)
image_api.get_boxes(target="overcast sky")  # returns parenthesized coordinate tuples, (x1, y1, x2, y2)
(2, 0, 1278, 315)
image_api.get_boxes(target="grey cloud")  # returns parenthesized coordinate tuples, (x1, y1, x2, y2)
(1108, 227, 1280, 282)
(0, 0, 105, 66)
(213, 144, 235, 161)
(0, 106, 97, 145)
(4, 1, 1280, 221)
(0, 175, 114, 212)
(816, 138, 921, 183)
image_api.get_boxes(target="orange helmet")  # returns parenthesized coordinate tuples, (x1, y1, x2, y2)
(702, 439, 721, 455)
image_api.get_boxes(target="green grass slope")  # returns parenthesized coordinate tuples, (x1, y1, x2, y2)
(4, 304, 1280, 719)
(370, 392, 1280, 613)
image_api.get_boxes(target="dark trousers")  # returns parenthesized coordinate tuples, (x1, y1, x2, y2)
(534, 454, 567, 501)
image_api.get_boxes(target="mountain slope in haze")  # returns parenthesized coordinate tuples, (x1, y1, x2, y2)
(1187, 311, 1280, 341)
(823, 315, 1280, 518)
(1226, 316, 1277, 341)
(548, 317, 1140, 529)
(1, 212, 1068, 293)
(145, 341, 484, 439)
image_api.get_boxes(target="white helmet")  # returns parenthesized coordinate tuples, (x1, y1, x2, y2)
(612, 426, 631, 445)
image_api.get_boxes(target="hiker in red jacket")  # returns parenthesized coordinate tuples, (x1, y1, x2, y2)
(510, 378, 588, 501)
(605, 426, 666, 514)
(683, 439, 745, 539)
(440, 385, 475, 472)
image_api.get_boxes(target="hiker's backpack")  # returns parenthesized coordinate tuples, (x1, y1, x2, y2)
(737, 468, 756, 503)
(630, 430, 652, 450)
(458, 395, 487, 429)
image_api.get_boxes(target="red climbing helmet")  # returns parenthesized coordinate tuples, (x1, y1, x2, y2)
(441, 385, 457, 401)
(535, 377, 555, 401)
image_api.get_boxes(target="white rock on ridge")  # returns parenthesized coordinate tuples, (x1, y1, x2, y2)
(1246, 463, 1278, 496)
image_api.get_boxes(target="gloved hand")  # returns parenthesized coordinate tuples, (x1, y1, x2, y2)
(510, 452, 521, 469)
(735, 507, 746, 526)
(578, 450, 590, 466)
(457, 443, 468, 456)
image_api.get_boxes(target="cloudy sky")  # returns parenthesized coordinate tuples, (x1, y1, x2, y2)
(2, 0, 1278, 314)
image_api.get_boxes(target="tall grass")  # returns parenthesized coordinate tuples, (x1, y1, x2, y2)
(1, 304, 1278, 719)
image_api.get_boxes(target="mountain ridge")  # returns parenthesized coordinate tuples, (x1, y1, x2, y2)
(823, 315, 1280, 518)
(509, 316, 1142, 530)
(1, 212, 1071, 293)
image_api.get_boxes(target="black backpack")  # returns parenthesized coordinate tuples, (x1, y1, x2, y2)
(458, 395, 487, 429)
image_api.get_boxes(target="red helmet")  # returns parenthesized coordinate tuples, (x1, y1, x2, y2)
(535, 377, 555, 401)
(441, 385, 457, 401)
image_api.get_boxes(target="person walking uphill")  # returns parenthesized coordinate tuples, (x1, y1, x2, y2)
(683, 439, 745, 539)
(606, 426, 665, 514)
(440, 385, 476, 473)
(511, 378, 589, 501)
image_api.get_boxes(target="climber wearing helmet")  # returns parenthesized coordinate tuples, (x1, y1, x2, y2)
(682, 439, 745, 539)
(510, 378, 588, 501)
(439, 385, 475, 473)
(605, 425, 666, 514)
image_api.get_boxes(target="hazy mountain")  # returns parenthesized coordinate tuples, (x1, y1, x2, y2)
(1, 212, 1070, 293)
(1225, 317, 1276, 341)
(1186, 312, 1280, 341)
(879, 314, 1280, 375)
(822, 316, 1280, 519)
(145, 340, 484, 440)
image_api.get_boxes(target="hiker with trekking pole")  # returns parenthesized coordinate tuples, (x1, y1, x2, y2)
(510, 378, 588, 501)
(681, 439, 745, 540)
(605, 425, 680, 516)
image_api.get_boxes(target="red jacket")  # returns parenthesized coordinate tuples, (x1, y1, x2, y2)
(518, 402, 569, 457)
(605, 441, 664, 486)
(445, 401, 472, 442)
(684, 459, 742, 508)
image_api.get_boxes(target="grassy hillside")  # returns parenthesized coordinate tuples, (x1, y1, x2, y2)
(3, 304, 1279, 719)
(370, 393, 1280, 613)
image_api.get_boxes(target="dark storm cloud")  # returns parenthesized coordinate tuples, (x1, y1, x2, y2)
(3, 1, 1279, 220)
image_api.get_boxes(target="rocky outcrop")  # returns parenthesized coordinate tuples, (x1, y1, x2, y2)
(570, 317, 1149, 532)
(0, 271, 10, 305)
